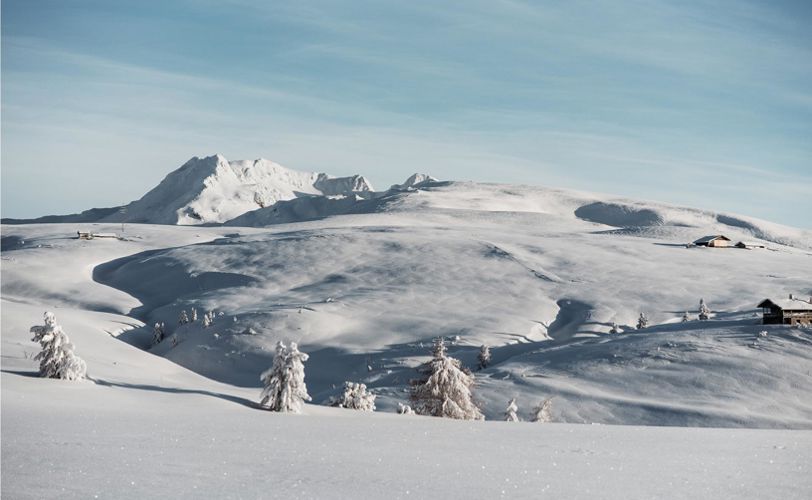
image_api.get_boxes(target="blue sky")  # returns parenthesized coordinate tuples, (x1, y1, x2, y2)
(2, 0, 810, 226)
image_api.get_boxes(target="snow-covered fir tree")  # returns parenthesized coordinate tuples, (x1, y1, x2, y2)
(178, 310, 189, 325)
(259, 341, 312, 413)
(531, 398, 553, 423)
(636, 313, 648, 330)
(397, 403, 415, 415)
(610, 322, 620, 334)
(682, 311, 690, 323)
(152, 322, 165, 345)
(202, 311, 212, 328)
(329, 381, 376, 411)
(410, 338, 483, 420)
(504, 398, 520, 422)
(477, 344, 492, 370)
(30, 312, 87, 380)
(191, 308, 198, 322)
(698, 299, 711, 321)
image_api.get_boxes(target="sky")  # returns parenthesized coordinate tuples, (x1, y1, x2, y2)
(2, 0, 810, 227)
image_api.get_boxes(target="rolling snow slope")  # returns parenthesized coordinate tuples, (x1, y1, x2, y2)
(3, 169, 812, 497)
(2, 221, 811, 499)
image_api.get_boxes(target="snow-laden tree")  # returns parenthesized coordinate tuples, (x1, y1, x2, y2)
(504, 398, 520, 422)
(410, 338, 483, 420)
(191, 308, 198, 322)
(531, 398, 553, 423)
(698, 299, 711, 321)
(30, 312, 87, 380)
(329, 381, 376, 411)
(478, 344, 492, 370)
(636, 313, 648, 330)
(178, 310, 189, 325)
(152, 322, 165, 345)
(681, 311, 690, 323)
(259, 341, 312, 413)
(397, 403, 415, 415)
(610, 322, 620, 334)
(202, 311, 212, 328)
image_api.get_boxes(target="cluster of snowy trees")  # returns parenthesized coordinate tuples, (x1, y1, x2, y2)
(150, 307, 219, 347)
(30, 312, 87, 380)
(256, 336, 554, 421)
(616, 298, 714, 333)
(503, 397, 553, 423)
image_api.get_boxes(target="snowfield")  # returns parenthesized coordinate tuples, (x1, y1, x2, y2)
(2, 157, 812, 498)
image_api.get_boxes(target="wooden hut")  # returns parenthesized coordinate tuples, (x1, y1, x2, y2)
(758, 296, 812, 326)
(693, 235, 732, 247)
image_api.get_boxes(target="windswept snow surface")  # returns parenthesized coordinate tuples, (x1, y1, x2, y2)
(3, 175, 812, 498)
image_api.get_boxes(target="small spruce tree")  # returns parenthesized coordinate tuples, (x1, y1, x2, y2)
(504, 398, 520, 422)
(531, 398, 553, 423)
(610, 322, 620, 334)
(30, 312, 87, 380)
(178, 310, 189, 325)
(636, 313, 648, 330)
(259, 341, 312, 413)
(681, 311, 690, 323)
(329, 381, 376, 411)
(478, 344, 492, 370)
(410, 338, 483, 420)
(191, 308, 198, 322)
(698, 299, 711, 321)
(152, 322, 165, 345)
(397, 403, 415, 415)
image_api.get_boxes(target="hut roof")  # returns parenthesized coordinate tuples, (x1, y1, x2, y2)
(758, 298, 812, 311)
(693, 235, 731, 244)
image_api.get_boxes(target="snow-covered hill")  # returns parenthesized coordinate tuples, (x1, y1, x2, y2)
(3, 168, 812, 497)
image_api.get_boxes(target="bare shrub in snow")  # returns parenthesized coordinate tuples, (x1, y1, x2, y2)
(329, 382, 376, 411)
(152, 322, 165, 345)
(478, 344, 492, 370)
(681, 312, 690, 323)
(178, 310, 189, 325)
(30, 312, 87, 380)
(699, 299, 711, 321)
(636, 313, 648, 330)
(410, 338, 483, 420)
(259, 341, 312, 413)
(531, 398, 553, 423)
(504, 398, 520, 422)
(397, 403, 415, 415)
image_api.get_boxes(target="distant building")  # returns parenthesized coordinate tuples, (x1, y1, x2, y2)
(76, 231, 118, 240)
(735, 241, 766, 249)
(693, 235, 732, 247)
(758, 296, 812, 326)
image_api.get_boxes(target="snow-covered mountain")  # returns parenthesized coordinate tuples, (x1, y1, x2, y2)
(111, 154, 375, 225)
(2, 154, 376, 225)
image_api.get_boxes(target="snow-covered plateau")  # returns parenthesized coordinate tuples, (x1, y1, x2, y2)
(2, 155, 811, 498)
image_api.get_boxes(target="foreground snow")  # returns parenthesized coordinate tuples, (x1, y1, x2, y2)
(2, 300, 810, 499)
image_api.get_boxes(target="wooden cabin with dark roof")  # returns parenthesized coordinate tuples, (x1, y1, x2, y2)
(693, 235, 732, 247)
(758, 296, 812, 326)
